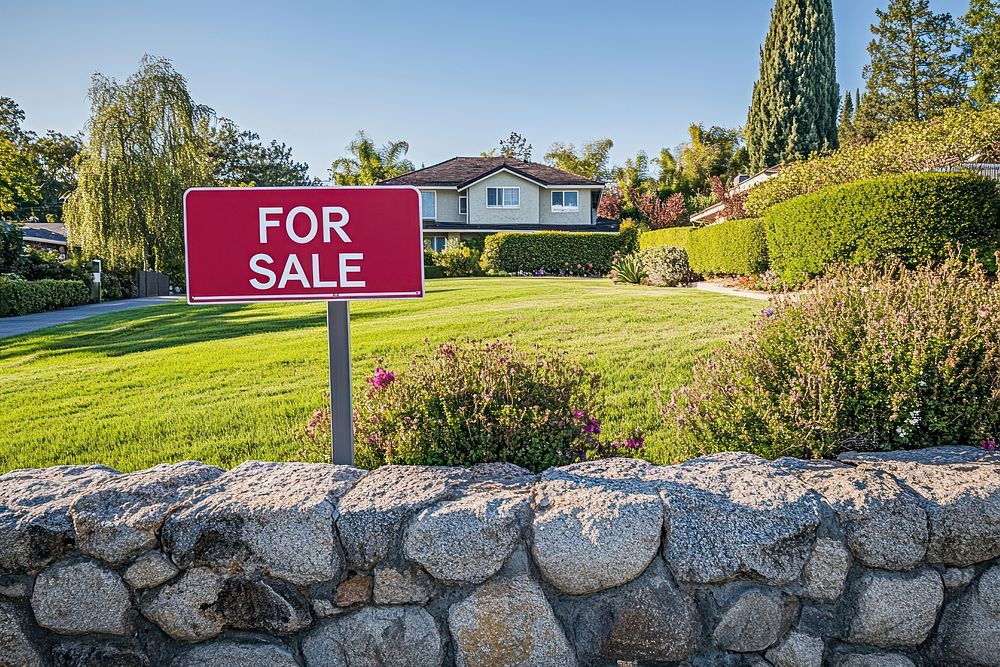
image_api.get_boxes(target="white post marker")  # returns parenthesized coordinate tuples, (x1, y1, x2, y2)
(183, 186, 425, 465)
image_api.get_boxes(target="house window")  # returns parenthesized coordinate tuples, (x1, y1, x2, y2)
(551, 191, 579, 212)
(458, 196, 467, 215)
(486, 187, 519, 208)
(424, 236, 447, 253)
(420, 191, 437, 220)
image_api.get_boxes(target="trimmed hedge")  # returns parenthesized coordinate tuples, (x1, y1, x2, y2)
(639, 226, 693, 250)
(424, 265, 444, 279)
(764, 172, 1000, 285)
(0, 278, 90, 317)
(480, 229, 637, 275)
(686, 218, 769, 277)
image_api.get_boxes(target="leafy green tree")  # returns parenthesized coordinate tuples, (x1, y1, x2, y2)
(29, 131, 82, 222)
(745, 0, 839, 171)
(211, 119, 311, 186)
(64, 55, 215, 274)
(857, 0, 965, 138)
(0, 221, 22, 272)
(329, 131, 414, 185)
(543, 139, 613, 180)
(678, 124, 745, 192)
(962, 0, 1000, 108)
(0, 98, 40, 215)
(484, 131, 533, 160)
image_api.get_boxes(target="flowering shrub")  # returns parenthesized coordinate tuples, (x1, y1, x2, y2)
(432, 242, 482, 277)
(299, 340, 623, 471)
(597, 186, 623, 220)
(663, 254, 1000, 460)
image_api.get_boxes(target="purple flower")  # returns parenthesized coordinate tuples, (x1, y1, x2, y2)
(368, 367, 396, 389)
(982, 437, 998, 451)
(571, 408, 586, 420)
(583, 418, 601, 434)
(762, 307, 775, 317)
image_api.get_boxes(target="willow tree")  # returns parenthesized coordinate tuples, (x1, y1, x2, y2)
(65, 55, 214, 274)
(745, 0, 839, 171)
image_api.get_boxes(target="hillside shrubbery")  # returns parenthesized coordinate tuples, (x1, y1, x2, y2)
(745, 106, 1000, 216)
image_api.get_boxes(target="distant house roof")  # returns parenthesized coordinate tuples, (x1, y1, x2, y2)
(21, 222, 68, 246)
(380, 157, 605, 189)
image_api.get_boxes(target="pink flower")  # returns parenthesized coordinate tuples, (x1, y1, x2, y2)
(982, 437, 998, 451)
(368, 367, 396, 389)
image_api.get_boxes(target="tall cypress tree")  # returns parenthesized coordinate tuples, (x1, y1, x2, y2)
(745, 0, 839, 171)
(838, 90, 858, 147)
(857, 0, 965, 137)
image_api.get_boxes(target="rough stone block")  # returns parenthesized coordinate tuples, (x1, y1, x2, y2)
(30, 559, 131, 635)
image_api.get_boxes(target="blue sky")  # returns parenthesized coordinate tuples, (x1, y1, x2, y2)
(6, 0, 969, 179)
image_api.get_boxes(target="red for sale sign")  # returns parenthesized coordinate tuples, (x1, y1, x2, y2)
(183, 186, 424, 304)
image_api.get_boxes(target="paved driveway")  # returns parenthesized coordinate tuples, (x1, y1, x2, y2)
(0, 297, 179, 340)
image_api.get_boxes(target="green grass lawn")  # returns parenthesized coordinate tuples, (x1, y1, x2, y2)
(0, 278, 761, 472)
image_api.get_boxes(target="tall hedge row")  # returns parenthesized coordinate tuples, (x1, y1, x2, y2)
(480, 229, 637, 275)
(764, 172, 1000, 284)
(686, 219, 769, 276)
(0, 278, 91, 317)
(638, 226, 693, 250)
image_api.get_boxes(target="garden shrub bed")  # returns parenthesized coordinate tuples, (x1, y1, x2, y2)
(480, 229, 636, 275)
(764, 172, 1000, 284)
(639, 226, 693, 250)
(686, 218, 768, 277)
(0, 277, 90, 317)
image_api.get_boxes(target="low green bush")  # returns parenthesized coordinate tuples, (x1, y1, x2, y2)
(297, 340, 644, 471)
(663, 254, 1000, 460)
(432, 243, 481, 277)
(480, 229, 636, 276)
(686, 218, 768, 277)
(638, 246, 697, 286)
(764, 172, 1000, 285)
(639, 226, 693, 250)
(423, 265, 444, 279)
(0, 277, 90, 317)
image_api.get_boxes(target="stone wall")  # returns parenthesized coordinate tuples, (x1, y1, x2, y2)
(2, 446, 1000, 666)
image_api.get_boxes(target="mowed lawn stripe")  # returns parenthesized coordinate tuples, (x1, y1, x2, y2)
(0, 278, 761, 472)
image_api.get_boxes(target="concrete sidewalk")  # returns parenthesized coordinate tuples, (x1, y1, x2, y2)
(692, 281, 772, 301)
(0, 296, 179, 340)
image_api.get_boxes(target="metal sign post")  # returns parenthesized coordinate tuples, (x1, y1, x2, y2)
(327, 300, 354, 465)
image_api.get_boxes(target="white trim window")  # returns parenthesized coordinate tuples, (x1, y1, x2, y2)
(425, 236, 447, 253)
(420, 191, 437, 221)
(458, 196, 468, 215)
(551, 191, 579, 212)
(486, 187, 520, 209)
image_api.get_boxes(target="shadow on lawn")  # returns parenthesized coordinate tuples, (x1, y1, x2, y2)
(0, 301, 415, 361)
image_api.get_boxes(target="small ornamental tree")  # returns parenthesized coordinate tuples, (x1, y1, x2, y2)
(709, 176, 749, 222)
(597, 186, 623, 220)
(639, 192, 688, 229)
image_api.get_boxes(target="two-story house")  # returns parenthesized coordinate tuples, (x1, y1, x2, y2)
(379, 157, 613, 251)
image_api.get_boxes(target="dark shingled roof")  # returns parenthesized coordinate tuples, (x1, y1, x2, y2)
(379, 157, 604, 188)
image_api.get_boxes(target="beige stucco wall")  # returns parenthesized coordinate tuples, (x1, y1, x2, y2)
(420, 189, 462, 223)
(467, 172, 540, 225)
(538, 189, 598, 226)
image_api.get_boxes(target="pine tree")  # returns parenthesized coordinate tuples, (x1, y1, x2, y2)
(857, 0, 965, 137)
(745, 0, 839, 171)
(838, 90, 859, 147)
(962, 0, 1000, 108)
